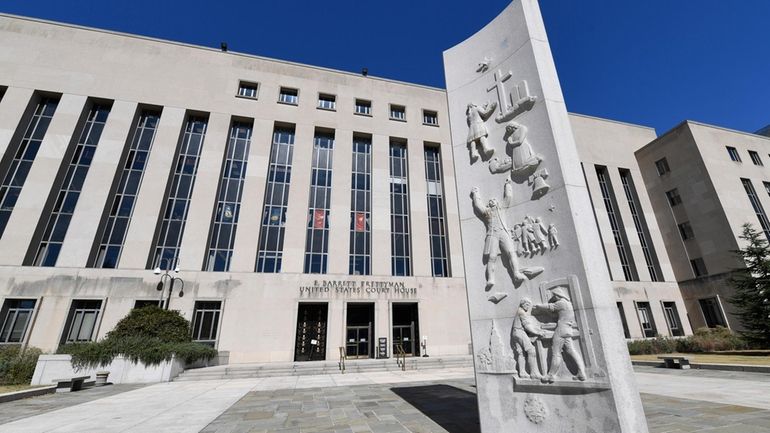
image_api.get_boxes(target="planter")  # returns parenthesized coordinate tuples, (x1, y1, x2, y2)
(95, 371, 110, 386)
(30, 354, 185, 385)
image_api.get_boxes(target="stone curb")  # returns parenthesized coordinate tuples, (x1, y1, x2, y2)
(632, 360, 770, 373)
(0, 385, 57, 403)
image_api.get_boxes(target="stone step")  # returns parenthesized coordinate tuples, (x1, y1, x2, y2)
(174, 355, 473, 381)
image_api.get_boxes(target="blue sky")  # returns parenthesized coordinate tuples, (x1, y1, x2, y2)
(2, 1, 768, 135)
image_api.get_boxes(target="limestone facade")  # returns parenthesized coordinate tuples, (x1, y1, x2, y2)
(0, 12, 710, 364)
(636, 121, 770, 331)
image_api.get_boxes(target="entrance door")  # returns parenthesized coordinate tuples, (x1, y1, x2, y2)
(345, 303, 374, 359)
(392, 303, 419, 356)
(294, 303, 328, 361)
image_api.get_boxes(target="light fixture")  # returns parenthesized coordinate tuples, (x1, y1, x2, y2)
(153, 267, 161, 275)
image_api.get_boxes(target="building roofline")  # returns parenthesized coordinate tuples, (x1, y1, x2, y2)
(0, 12, 447, 94)
(567, 112, 656, 132)
(682, 119, 770, 141)
(638, 119, 770, 155)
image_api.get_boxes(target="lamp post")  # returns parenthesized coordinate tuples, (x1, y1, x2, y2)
(154, 259, 184, 310)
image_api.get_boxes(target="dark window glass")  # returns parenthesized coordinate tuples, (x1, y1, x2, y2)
(390, 141, 411, 276)
(32, 103, 111, 266)
(256, 126, 295, 273)
(204, 121, 252, 272)
(349, 136, 371, 275)
(424, 146, 449, 277)
(93, 110, 161, 268)
(0, 97, 59, 236)
(151, 115, 207, 269)
(596, 165, 638, 281)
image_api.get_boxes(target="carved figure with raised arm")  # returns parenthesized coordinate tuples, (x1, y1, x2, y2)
(466, 102, 497, 162)
(470, 187, 543, 293)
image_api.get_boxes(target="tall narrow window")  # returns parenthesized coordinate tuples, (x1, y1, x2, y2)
(616, 302, 630, 339)
(699, 297, 726, 328)
(654, 158, 670, 176)
(665, 188, 682, 206)
(677, 221, 695, 240)
(662, 302, 684, 337)
(741, 178, 770, 241)
(726, 146, 741, 162)
(424, 145, 449, 277)
(60, 299, 102, 344)
(93, 110, 161, 268)
(749, 150, 763, 166)
(31, 103, 111, 266)
(191, 301, 222, 347)
(0, 96, 59, 236)
(619, 169, 661, 281)
(690, 257, 708, 277)
(635, 301, 657, 338)
(304, 130, 334, 274)
(349, 135, 371, 275)
(204, 121, 252, 272)
(256, 126, 295, 273)
(151, 115, 207, 269)
(390, 140, 411, 276)
(596, 166, 638, 281)
(0, 299, 36, 344)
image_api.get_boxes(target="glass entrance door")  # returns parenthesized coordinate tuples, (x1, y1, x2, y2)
(346, 325, 371, 359)
(392, 303, 420, 357)
(393, 323, 415, 355)
(345, 303, 375, 359)
(294, 303, 328, 361)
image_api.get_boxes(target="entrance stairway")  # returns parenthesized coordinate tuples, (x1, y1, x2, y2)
(174, 355, 473, 381)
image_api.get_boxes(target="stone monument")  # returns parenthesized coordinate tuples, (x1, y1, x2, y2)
(443, 1, 648, 431)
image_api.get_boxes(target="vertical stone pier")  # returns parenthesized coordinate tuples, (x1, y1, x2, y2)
(443, 1, 649, 431)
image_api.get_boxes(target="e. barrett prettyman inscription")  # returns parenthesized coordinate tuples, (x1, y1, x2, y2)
(299, 280, 418, 297)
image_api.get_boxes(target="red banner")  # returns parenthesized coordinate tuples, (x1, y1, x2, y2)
(314, 209, 325, 229)
(355, 212, 366, 232)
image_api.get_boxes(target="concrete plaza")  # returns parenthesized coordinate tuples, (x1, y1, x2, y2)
(1, 366, 770, 432)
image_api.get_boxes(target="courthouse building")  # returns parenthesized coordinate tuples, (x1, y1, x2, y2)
(2, 13, 756, 364)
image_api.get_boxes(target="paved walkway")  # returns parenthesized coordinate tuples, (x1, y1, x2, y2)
(2, 367, 770, 432)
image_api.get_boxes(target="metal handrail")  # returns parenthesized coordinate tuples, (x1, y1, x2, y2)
(395, 343, 407, 371)
(338, 346, 346, 374)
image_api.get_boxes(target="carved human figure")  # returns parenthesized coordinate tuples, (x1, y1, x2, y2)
(548, 224, 559, 248)
(504, 122, 542, 175)
(523, 216, 537, 253)
(533, 217, 548, 252)
(512, 223, 525, 255)
(535, 286, 586, 382)
(470, 188, 543, 289)
(512, 297, 545, 380)
(466, 102, 497, 162)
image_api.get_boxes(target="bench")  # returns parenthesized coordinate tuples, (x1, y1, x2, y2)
(53, 376, 90, 393)
(658, 356, 690, 370)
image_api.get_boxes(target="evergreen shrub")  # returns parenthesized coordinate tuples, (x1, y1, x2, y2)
(58, 306, 216, 369)
(0, 345, 42, 385)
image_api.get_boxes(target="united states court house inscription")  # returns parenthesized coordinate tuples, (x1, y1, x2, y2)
(443, 1, 648, 431)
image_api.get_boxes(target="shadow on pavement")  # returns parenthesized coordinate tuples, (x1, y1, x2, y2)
(391, 384, 481, 433)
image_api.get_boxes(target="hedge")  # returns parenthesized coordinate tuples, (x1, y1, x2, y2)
(627, 326, 748, 355)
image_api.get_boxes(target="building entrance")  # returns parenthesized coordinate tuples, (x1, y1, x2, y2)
(392, 303, 419, 356)
(345, 303, 374, 359)
(294, 303, 327, 361)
